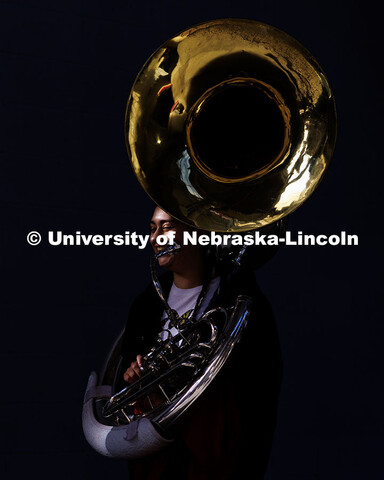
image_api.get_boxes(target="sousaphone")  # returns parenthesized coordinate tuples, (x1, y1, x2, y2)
(82, 18, 337, 459)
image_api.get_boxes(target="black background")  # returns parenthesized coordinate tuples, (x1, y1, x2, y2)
(1, 1, 383, 479)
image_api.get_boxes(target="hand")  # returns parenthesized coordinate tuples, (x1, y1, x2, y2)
(122, 354, 167, 413)
(123, 354, 143, 383)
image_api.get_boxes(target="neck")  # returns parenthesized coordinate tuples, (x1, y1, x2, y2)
(169, 246, 212, 289)
(173, 268, 205, 289)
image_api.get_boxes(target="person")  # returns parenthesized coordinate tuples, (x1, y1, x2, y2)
(118, 206, 283, 480)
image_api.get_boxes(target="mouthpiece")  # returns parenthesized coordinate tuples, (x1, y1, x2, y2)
(155, 243, 181, 259)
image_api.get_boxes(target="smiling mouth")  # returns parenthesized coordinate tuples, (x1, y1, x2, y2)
(155, 244, 182, 258)
(156, 247, 168, 256)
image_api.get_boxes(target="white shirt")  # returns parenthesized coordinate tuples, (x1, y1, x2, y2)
(160, 276, 220, 340)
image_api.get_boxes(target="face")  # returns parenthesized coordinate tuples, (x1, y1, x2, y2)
(149, 207, 200, 272)
(150, 207, 183, 269)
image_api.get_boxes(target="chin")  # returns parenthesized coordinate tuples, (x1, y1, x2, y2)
(158, 255, 174, 270)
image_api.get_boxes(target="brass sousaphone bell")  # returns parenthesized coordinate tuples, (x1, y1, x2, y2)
(125, 18, 337, 232)
(82, 19, 337, 460)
